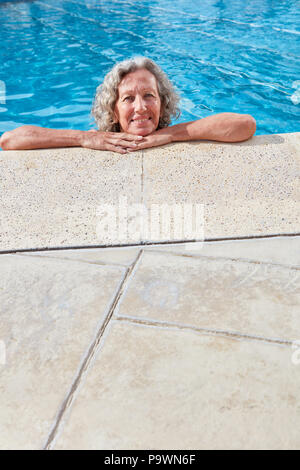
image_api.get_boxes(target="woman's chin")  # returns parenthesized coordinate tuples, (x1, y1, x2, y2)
(124, 123, 157, 136)
(133, 128, 152, 136)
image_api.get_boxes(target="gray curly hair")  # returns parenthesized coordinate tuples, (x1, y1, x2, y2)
(91, 56, 181, 132)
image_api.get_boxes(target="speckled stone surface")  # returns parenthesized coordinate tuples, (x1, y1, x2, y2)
(0, 132, 300, 449)
(1, 132, 299, 251)
(142, 133, 300, 240)
(0, 147, 143, 250)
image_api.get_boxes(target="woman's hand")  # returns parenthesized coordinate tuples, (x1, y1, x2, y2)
(80, 130, 145, 154)
(127, 129, 173, 152)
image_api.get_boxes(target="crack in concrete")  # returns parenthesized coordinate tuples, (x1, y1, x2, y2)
(115, 314, 294, 347)
(10, 252, 132, 268)
(4, 246, 300, 272)
(1, 232, 299, 255)
(43, 249, 143, 450)
(144, 249, 300, 270)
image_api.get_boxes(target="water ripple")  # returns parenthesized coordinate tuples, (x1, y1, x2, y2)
(0, 0, 299, 136)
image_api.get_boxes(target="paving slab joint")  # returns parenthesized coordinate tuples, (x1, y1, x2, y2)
(1, 233, 300, 256)
(43, 249, 143, 450)
(144, 248, 300, 270)
(115, 315, 295, 348)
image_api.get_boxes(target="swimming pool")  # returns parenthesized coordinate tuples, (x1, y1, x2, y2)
(0, 0, 299, 137)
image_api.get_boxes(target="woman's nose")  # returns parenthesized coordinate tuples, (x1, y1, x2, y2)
(134, 95, 147, 111)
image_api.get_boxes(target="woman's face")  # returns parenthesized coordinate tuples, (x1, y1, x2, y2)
(114, 68, 162, 136)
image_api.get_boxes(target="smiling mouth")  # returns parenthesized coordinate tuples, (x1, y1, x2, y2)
(131, 117, 152, 123)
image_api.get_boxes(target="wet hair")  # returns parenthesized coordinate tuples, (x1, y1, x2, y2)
(91, 56, 181, 132)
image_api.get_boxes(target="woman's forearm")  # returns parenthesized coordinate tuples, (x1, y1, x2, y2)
(166, 113, 256, 143)
(0, 125, 84, 150)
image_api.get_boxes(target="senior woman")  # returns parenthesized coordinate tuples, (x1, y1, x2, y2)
(0, 57, 256, 152)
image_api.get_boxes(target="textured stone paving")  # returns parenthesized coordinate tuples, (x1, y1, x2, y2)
(0, 133, 299, 251)
(0, 134, 299, 449)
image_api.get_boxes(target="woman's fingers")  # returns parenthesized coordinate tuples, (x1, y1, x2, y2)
(107, 133, 145, 147)
(127, 137, 152, 150)
(105, 138, 141, 149)
(108, 143, 144, 154)
(109, 132, 144, 142)
(104, 143, 128, 154)
(82, 131, 146, 153)
(105, 133, 145, 149)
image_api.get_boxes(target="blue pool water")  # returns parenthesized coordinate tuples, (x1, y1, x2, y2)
(0, 0, 299, 138)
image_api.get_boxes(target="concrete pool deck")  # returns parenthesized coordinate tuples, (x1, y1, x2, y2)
(0, 132, 299, 449)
